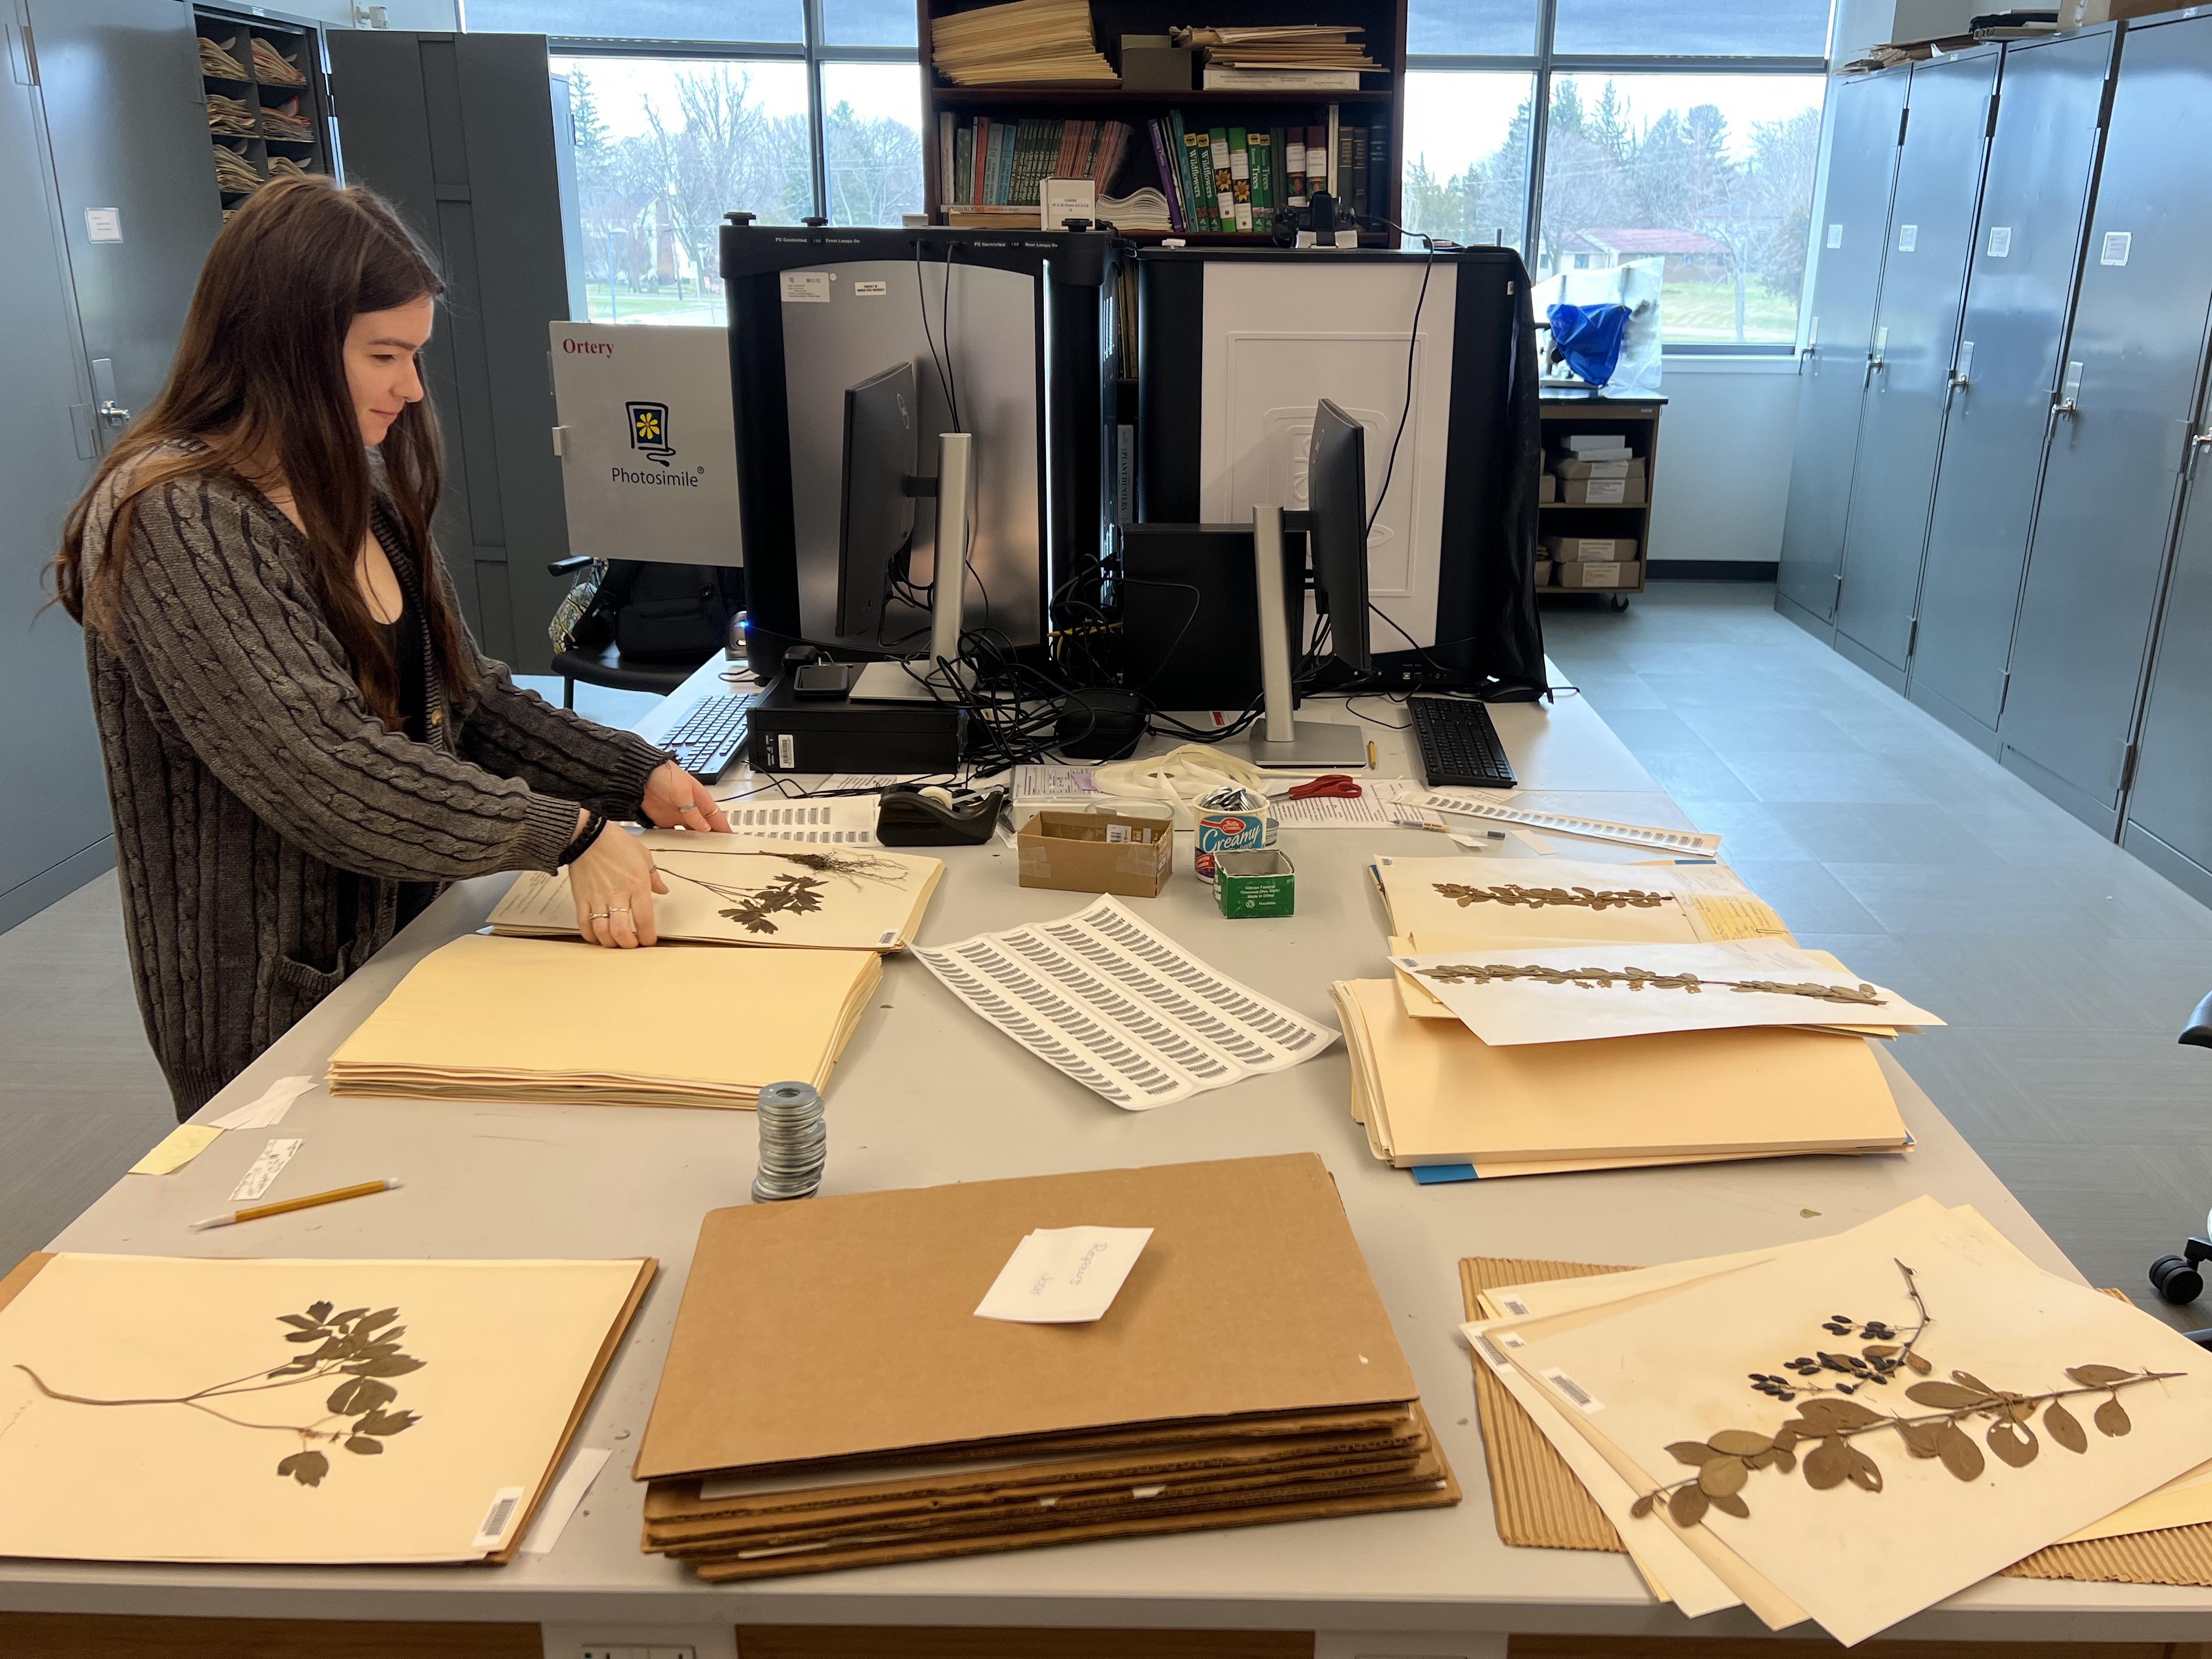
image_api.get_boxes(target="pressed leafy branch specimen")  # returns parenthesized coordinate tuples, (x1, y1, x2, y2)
(1432, 881, 1668, 913)
(654, 849, 907, 937)
(15, 1301, 423, 1488)
(1626, 1262, 2183, 1527)
(1415, 960, 1888, 1006)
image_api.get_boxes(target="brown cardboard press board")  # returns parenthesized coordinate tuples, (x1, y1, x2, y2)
(1456, 1256, 2212, 1590)
(636, 1153, 1418, 1481)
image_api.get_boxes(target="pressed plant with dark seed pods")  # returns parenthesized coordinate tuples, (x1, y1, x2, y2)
(13, 1302, 422, 1488)
(1430, 881, 1669, 913)
(1628, 1262, 2182, 1527)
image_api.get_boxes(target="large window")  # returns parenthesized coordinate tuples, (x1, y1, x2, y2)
(494, 3, 927, 325)
(1403, 0, 1833, 351)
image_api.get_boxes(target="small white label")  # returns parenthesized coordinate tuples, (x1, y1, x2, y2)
(974, 1225, 1153, 1324)
(471, 1486, 527, 1551)
(84, 207, 122, 243)
(1472, 1332, 1511, 1370)
(1808, 315, 1820, 348)
(1498, 1295, 1531, 1316)
(1955, 340, 1974, 380)
(878, 927, 901, 947)
(1105, 822, 1132, 843)
(228, 1137, 302, 1203)
(780, 270, 831, 303)
(1987, 225, 2012, 258)
(1584, 477, 1626, 505)
(852, 279, 888, 297)
(1578, 539, 1617, 558)
(1896, 223, 1919, 253)
(1826, 222, 1844, 249)
(2101, 230, 2132, 267)
(1876, 325, 1890, 353)
(1130, 1484, 1165, 1499)
(1543, 1366, 1605, 1415)
(776, 732, 796, 769)
(2062, 359, 2085, 403)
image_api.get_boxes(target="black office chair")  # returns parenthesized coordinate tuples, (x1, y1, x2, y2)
(2146, 992, 2212, 1349)
(545, 556, 743, 710)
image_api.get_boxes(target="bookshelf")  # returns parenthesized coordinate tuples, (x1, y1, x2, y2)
(917, 0, 1408, 245)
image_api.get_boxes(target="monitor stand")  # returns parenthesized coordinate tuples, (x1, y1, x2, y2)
(852, 432, 976, 704)
(1234, 504, 1369, 768)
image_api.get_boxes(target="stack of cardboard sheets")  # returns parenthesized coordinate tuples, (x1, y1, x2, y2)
(1333, 856, 1925, 1174)
(928, 0, 1115, 84)
(633, 1153, 1459, 1578)
(328, 934, 881, 1109)
(1458, 1197, 2212, 1646)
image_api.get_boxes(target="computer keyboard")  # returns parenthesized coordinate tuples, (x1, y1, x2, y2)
(662, 691, 757, 780)
(1408, 696, 1517, 790)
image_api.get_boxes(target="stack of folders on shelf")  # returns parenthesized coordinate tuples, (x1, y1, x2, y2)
(198, 34, 247, 79)
(250, 36, 308, 86)
(485, 834, 944, 952)
(1172, 23, 1381, 89)
(929, 0, 1116, 84)
(633, 1154, 1459, 1579)
(1332, 856, 1928, 1175)
(327, 934, 882, 1109)
(1459, 1197, 2212, 1644)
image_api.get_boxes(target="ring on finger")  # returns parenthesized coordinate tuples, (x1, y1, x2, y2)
(590, 910, 611, 919)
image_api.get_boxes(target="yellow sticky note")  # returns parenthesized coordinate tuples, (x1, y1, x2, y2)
(127, 1123, 224, 1176)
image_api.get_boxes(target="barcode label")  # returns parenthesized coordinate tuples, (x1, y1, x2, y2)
(1543, 1367, 1604, 1415)
(878, 927, 901, 947)
(1473, 1333, 1510, 1370)
(1105, 823, 1131, 843)
(1499, 1295, 1530, 1316)
(472, 1486, 527, 1550)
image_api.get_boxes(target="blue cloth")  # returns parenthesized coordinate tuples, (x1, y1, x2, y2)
(1547, 302, 1633, 388)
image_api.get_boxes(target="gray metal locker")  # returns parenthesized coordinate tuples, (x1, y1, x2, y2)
(1776, 68, 1909, 633)
(0, 0, 110, 932)
(1999, 9, 2212, 836)
(1909, 26, 2117, 751)
(2126, 420, 2212, 905)
(327, 30, 580, 674)
(1831, 45, 2000, 686)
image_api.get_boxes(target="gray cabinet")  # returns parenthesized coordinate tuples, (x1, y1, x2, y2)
(1909, 25, 2116, 750)
(1777, 68, 1908, 632)
(2125, 416, 2212, 905)
(1832, 45, 1999, 685)
(1998, 9, 2212, 836)
(327, 30, 579, 673)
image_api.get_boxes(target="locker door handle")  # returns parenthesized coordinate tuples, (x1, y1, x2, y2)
(2188, 429, 2212, 480)
(97, 399, 131, 427)
(1863, 353, 1885, 388)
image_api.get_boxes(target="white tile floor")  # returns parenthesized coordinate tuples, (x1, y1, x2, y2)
(3, 605, 2209, 1326)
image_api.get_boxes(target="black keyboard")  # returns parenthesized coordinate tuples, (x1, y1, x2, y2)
(662, 692, 756, 779)
(1408, 696, 1517, 790)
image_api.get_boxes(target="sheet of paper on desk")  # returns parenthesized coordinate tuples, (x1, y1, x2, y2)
(974, 1226, 1153, 1323)
(1394, 940, 1941, 1046)
(719, 795, 880, 843)
(127, 1123, 223, 1176)
(915, 897, 1337, 1109)
(1416, 794, 1721, 856)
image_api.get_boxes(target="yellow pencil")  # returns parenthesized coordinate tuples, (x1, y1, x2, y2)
(189, 1179, 402, 1231)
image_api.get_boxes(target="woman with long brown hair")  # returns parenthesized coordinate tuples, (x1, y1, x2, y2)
(53, 176, 731, 1119)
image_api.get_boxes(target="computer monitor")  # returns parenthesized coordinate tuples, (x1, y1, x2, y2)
(835, 361, 919, 640)
(1307, 399, 1371, 676)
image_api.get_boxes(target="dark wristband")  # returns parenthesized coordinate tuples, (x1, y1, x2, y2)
(558, 811, 608, 866)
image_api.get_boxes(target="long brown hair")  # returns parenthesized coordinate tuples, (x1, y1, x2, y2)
(53, 175, 473, 724)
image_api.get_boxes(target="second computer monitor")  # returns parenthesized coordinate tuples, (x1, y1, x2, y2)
(1306, 398, 1371, 676)
(835, 361, 919, 640)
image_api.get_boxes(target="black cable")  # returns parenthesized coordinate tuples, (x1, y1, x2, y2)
(1365, 224, 1437, 544)
(914, 242, 956, 431)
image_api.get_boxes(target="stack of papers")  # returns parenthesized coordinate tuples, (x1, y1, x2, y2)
(328, 934, 881, 1109)
(1170, 24, 1381, 70)
(1460, 1198, 2212, 1645)
(633, 1154, 1458, 1579)
(930, 0, 1115, 84)
(1340, 856, 1928, 1175)
(0, 1253, 651, 1565)
(487, 834, 942, 952)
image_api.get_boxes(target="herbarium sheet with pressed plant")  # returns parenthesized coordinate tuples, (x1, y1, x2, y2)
(1371, 855, 1793, 949)
(1479, 1197, 2212, 1646)
(0, 1254, 647, 1563)
(1394, 938, 1943, 1047)
(488, 832, 944, 953)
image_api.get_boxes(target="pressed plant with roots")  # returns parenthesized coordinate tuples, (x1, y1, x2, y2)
(15, 1302, 423, 1487)
(1416, 960, 1888, 1006)
(654, 848, 908, 937)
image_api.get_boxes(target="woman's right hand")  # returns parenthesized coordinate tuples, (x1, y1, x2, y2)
(569, 818, 667, 948)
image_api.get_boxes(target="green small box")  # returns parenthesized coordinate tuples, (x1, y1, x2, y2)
(1214, 849, 1296, 919)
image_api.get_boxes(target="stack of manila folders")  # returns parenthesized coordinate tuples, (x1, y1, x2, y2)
(632, 1154, 1459, 1578)
(328, 835, 945, 1108)
(1334, 856, 1937, 1175)
(1461, 1196, 2212, 1646)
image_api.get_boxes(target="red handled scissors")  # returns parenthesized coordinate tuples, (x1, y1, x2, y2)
(1286, 774, 1364, 800)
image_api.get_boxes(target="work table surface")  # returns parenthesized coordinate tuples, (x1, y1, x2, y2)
(6, 660, 2207, 1642)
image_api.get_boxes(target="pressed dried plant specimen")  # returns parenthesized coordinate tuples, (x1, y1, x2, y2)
(1432, 881, 1668, 913)
(15, 1302, 422, 1487)
(654, 848, 908, 937)
(1416, 960, 1887, 1006)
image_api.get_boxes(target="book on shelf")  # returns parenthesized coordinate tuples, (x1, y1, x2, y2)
(1208, 127, 1235, 230)
(1226, 126, 1253, 232)
(930, 0, 1115, 84)
(1146, 119, 1186, 231)
(938, 115, 1132, 210)
(1249, 129, 1274, 225)
(1286, 129, 1309, 206)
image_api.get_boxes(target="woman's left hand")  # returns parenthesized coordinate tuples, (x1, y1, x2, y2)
(641, 761, 733, 833)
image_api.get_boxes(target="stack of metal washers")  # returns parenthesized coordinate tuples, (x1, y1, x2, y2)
(751, 1080, 826, 1202)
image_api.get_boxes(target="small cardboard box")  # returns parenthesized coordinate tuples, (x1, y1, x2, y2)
(1539, 472, 1557, 504)
(1535, 558, 1554, 588)
(1214, 849, 1296, 918)
(1557, 474, 1647, 506)
(1018, 807, 1174, 898)
(1118, 34, 1193, 90)
(1552, 456, 1642, 481)
(1557, 559, 1636, 590)
(1543, 534, 1639, 563)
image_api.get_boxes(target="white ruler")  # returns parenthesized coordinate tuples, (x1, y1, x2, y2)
(1412, 794, 1722, 856)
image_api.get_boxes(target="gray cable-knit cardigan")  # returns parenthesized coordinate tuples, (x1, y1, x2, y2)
(81, 450, 669, 1118)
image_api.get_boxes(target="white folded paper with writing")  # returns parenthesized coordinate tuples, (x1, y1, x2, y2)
(974, 1226, 1153, 1324)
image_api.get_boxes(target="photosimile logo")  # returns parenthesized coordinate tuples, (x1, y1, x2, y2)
(614, 399, 704, 489)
